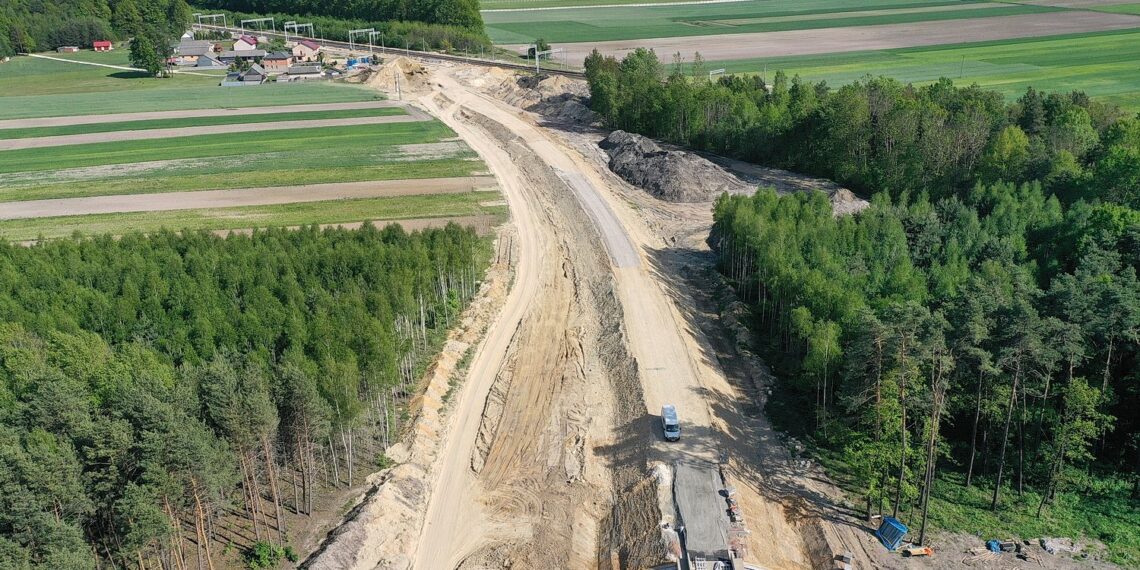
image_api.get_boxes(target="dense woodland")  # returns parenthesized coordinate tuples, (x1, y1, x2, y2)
(586, 48, 1140, 557)
(0, 224, 489, 568)
(0, 0, 190, 57)
(192, 0, 489, 53)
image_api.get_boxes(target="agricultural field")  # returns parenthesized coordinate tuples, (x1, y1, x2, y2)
(0, 51, 502, 242)
(483, 0, 1063, 44)
(706, 28, 1140, 110)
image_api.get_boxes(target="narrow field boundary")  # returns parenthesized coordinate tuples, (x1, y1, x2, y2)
(0, 176, 498, 220)
(482, 0, 750, 13)
(0, 101, 410, 130)
(0, 113, 433, 150)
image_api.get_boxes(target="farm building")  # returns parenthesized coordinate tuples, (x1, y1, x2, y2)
(262, 51, 293, 72)
(292, 39, 321, 61)
(221, 63, 267, 86)
(280, 64, 324, 82)
(175, 40, 215, 65)
(57, 46, 79, 53)
(233, 34, 259, 51)
(93, 40, 112, 51)
(196, 55, 227, 69)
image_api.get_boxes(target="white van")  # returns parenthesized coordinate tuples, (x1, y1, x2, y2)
(662, 404, 681, 441)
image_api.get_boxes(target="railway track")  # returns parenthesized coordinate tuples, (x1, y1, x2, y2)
(193, 24, 585, 78)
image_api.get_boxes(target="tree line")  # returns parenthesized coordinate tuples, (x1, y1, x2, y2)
(584, 48, 1139, 209)
(194, 0, 485, 32)
(1, 0, 189, 57)
(0, 223, 490, 568)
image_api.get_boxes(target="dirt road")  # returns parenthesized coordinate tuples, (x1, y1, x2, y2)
(0, 177, 495, 220)
(0, 112, 433, 150)
(519, 10, 1140, 66)
(0, 101, 406, 129)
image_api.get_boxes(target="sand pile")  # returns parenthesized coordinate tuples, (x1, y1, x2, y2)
(367, 56, 431, 94)
(599, 130, 753, 202)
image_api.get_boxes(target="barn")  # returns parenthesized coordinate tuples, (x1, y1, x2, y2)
(93, 40, 113, 52)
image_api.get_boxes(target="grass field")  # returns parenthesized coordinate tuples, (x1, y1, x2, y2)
(0, 194, 506, 242)
(706, 28, 1140, 110)
(481, 0, 722, 8)
(483, 0, 1063, 44)
(0, 107, 406, 139)
(1092, 2, 1140, 16)
(0, 51, 381, 119)
(0, 123, 456, 173)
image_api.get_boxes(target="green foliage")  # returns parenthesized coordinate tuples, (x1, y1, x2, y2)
(586, 49, 1138, 206)
(0, 224, 491, 565)
(712, 180, 1140, 556)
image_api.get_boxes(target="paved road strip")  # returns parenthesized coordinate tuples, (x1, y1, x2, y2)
(0, 113, 433, 150)
(0, 101, 407, 130)
(0, 176, 497, 220)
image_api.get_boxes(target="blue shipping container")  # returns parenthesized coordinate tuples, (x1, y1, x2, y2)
(875, 517, 908, 551)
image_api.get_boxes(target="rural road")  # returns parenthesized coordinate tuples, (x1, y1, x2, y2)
(0, 112, 433, 150)
(521, 10, 1140, 66)
(410, 67, 717, 569)
(0, 101, 408, 129)
(0, 177, 496, 220)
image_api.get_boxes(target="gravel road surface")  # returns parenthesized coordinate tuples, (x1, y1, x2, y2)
(0, 176, 495, 220)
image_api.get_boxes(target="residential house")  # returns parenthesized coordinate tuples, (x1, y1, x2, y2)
(262, 51, 293, 72)
(233, 34, 259, 51)
(280, 63, 324, 82)
(221, 63, 267, 86)
(291, 39, 321, 62)
(93, 40, 112, 51)
(175, 40, 214, 65)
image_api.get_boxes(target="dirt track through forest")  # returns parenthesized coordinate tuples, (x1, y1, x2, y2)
(0, 101, 406, 129)
(0, 113, 433, 150)
(530, 10, 1140, 66)
(0, 177, 495, 220)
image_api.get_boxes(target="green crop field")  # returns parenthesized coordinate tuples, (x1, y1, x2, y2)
(0, 107, 406, 140)
(1092, 2, 1140, 16)
(482, 0, 707, 8)
(706, 28, 1140, 110)
(483, 0, 1062, 44)
(0, 52, 381, 119)
(0, 194, 506, 242)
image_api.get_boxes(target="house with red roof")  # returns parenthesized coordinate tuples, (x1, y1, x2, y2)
(233, 35, 259, 51)
(291, 39, 321, 61)
(93, 40, 112, 52)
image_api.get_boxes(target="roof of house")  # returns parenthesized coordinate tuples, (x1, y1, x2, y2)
(244, 64, 265, 76)
(93, 40, 112, 47)
(286, 64, 322, 75)
(264, 51, 292, 60)
(197, 55, 225, 68)
(178, 45, 211, 57)
(235, 34, 258, 47)
(219, 49, 266, 58)
(296, 39, 320, 51)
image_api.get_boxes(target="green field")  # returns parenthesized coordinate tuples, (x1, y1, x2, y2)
(707, 28, 1140, 110)
(0, 194, 506, 242)
(1092, 2, 1140, 16)
(483, 0, 1062, 44)
(0, 107, 406, 139)
(482, 0, 707, 8)
(0, 51, 381, 119)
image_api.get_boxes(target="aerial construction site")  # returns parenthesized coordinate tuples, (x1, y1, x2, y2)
(297, 55, 879, 570)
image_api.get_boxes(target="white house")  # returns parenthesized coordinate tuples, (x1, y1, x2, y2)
(233, 34, 259, 51)
(291, 39, 321, 62)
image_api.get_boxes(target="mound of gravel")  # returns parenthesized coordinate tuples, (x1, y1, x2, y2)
(599, 130, 752, 203)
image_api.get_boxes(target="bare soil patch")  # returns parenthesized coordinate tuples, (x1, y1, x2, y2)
(0, 101, 402, 130)
(0, 177, 496, 220)
(600, 130, 753, 202)
(538, 11, 1140, 67)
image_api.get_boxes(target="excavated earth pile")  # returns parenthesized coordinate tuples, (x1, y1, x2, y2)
(599, 130, 754, 202)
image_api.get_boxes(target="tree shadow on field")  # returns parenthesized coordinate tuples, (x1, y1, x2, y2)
(109, 71, 151, 79)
